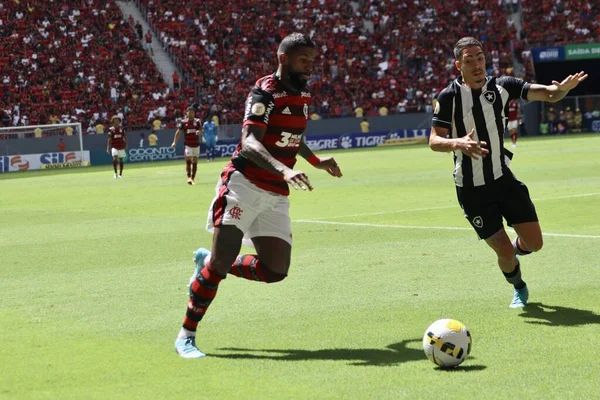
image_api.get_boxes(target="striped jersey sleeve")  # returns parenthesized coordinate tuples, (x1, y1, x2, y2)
(243, 87, 275, 128)
(431, 89, 454, 130)
(497, 76, 530, 101)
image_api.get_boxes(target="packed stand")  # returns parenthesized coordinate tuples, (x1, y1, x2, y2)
(0, 0, 186, 133)
(140, 0, 515, 120)
(521, 0, 600, 48)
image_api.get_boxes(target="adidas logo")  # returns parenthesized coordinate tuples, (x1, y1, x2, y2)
(282, 107, 292, 115)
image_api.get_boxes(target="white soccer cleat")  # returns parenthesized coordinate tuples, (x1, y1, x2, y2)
(174, 336, 206, 359)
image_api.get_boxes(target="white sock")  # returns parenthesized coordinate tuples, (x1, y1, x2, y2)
(178, 327, 196, 339)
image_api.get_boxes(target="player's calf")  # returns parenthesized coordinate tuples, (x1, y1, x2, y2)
(229, 255, 287, 283)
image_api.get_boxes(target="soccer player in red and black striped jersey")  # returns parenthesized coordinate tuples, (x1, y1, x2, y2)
(506, 99, 520, 148)
(175, 33, 343, 358)
(106, 115, 127, 179)
(171, 106, 202, 185)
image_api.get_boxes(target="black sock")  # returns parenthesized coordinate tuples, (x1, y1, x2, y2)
(503, 262, 526, 290)
(512, 238, 532, 256)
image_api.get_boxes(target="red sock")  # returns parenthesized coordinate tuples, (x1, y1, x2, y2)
(229, 255, 286, 283)
(182, 264, 224, 331)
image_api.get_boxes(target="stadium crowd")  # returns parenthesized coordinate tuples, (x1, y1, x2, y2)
(1, 0, 598, 133)
(0, 0, 189, 131)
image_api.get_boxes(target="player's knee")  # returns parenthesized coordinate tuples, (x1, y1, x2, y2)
(263, 264, 287, 283)
(523, 237, 543, 253)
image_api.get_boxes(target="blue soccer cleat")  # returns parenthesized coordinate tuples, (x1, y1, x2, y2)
(188, 248, 211, 290)
(174, 336, 206, 359)
(509, 285, 529, 308)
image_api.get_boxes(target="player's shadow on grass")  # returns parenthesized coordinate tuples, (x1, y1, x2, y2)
(215, 339, 486, 370)
(520, 303, 600, 326)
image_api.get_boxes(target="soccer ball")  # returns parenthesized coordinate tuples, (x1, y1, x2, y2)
(422, 319, 472, 368)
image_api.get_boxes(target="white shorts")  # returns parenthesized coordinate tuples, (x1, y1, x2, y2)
(111, 148, 126, 158)
(507, 120, 518, 131)
(206, 171, 292, 247)
(185, 146, 200, 158)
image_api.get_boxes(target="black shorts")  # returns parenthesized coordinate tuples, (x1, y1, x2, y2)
(456, 173, 538, 240)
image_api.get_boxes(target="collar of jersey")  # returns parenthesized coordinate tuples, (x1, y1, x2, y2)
(272, 72, 301, 95)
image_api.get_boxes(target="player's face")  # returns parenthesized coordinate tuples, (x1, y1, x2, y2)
(113, 119, 120, 127)
(286, 46, 316, 91)
(187, 110, 195, 119)
(456, 46, 486, 87)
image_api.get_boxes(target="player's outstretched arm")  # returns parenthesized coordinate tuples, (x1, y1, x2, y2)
(241, 125, 313, 191)
(527, 71, 588, 103)
(298, 140, 342, 177)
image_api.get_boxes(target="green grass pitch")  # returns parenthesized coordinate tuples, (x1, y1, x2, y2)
(1, 134, 599, 399)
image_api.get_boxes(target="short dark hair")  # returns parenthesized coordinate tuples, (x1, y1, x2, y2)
(454, 37, 483, 60)
(277, 33, 315, 56)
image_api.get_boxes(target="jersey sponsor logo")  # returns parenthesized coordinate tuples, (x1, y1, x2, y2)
(282, 107, 292, 115)
(229, 206, 243, 220)
(275, 131, 302, 148)
(264, 101, 275, 124)
(251, 102, 266, 116)
(483, 91, 496, 104)
(472, 216, 483, 228)
(301, 92, 311, 98)
(273, 91, 288, 98)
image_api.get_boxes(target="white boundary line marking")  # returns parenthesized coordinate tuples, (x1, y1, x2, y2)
(309, 192, 600, 221)
(294, 220, 600, 239)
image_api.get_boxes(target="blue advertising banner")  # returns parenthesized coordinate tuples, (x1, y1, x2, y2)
(531, 46, 565, 63)
(305, 129, 430, 151)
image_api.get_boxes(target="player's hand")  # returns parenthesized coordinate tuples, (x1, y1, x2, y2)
(106, 149, 110, 154)
(313, 157, 343, 177)
(284, 170, 313, 191)
(170, 142, 176, 148)
(457, 129, 489, 160)
(552, 71, 588, 92)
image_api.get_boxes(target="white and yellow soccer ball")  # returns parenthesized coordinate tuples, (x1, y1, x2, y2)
(423, 319, 472, 368)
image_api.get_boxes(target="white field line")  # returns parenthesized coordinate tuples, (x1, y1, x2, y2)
(310, 192, 600, 221)
(294, 220, 600, 239)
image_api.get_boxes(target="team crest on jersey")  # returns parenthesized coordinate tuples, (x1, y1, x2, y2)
(483, 91, 496, 104)
(303, 103, 308, 119)
(472, 216, 483, 228)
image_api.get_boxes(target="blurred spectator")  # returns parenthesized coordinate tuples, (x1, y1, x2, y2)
(148, 130, 158, 146)
(360, 118, 370, 133)
(57, 138, 66, 152)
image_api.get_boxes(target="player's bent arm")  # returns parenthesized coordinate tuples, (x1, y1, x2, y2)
(240, 124, 292, 177)
(527, 84, 568, 103)
(298, 140, 320, 165)
(171, 129, 181, 146)
(429, 126, 456, 152)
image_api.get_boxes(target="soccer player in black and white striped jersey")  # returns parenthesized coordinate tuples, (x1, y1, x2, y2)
(429, 37, 587, 308)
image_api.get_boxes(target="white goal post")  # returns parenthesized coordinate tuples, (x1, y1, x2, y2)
(0, 123, 91, 173)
